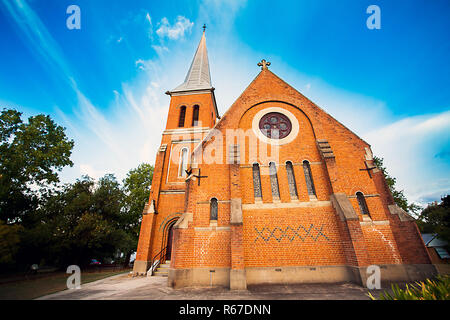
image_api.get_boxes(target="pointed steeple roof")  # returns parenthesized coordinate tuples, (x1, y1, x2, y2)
(170, 29, 213, 93)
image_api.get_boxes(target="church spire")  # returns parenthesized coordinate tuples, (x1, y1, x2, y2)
(170, 26, 212, 93)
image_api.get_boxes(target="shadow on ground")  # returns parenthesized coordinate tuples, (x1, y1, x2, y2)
(37, 274, 387, 300)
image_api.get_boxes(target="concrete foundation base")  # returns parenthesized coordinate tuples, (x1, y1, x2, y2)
(230, 269, 247, 290)
(350, 264, 437, 287)
(168, 267, 230, 289)
(246, 265, 356, 285)
(133, 260, 150, 275)
(167, 264, 438, 289)
(434, 264, 450, 275)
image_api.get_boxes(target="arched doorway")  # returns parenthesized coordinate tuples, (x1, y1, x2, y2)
(166, 223, 174, 260)
(160, 217, 178, 263)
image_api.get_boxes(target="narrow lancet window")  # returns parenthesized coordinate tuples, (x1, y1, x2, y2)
(356, 192, 370, 216)
(179, 148, 189, 177)
(269, 162, 280, 199)
(303, 160, 316, 197)
(252, 163, 262, 199)
(210, 198, 218, 221)
(178, 106, 186, 127)
(286, 161, 298, 199)
(192, 105, 200, 126)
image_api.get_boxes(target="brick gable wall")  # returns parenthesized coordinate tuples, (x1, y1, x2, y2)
(135, 68, 434, 287)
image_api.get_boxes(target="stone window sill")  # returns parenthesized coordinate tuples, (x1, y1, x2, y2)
(254, 197, 263, 203)
(210, 220, 218, 227)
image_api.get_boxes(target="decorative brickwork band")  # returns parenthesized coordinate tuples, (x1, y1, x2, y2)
(254, 225, 329, 243)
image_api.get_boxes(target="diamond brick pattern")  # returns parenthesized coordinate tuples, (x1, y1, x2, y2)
(254, 224, 329, 243)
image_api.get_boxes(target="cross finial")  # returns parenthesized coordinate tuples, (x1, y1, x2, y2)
(203, 24, 207, 32)
(258, 59, 271, 70)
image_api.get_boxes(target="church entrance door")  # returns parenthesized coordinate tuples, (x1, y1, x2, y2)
(166, 224, 174, 261)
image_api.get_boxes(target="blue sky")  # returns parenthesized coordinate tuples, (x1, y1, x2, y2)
(1, 0, 449, 206)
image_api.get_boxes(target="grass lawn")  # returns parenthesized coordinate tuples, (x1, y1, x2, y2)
(0, 269, 131, 300)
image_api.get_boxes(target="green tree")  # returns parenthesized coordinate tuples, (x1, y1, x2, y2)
(0, 109, 74, 224)
(92, 174, 132, 264)
(26, 175, 132, 267)
(0, 220, 23, 269)
(19, 176, 96, 267)
(374, 156, 420, 215)
(122, 163, 154, 265)
(416, 195, 450, 245)
(17, 166, 154, 269)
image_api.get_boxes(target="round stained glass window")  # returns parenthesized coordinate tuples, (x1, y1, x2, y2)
(258, 112, 292, 139)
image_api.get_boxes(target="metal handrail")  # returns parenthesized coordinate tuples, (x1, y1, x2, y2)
(148, 246, 168, 276)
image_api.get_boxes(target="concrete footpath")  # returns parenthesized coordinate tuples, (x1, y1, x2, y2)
(37, 273, 381, 300)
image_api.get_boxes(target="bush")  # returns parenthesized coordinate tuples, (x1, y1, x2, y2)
(369, 275, 450, 300)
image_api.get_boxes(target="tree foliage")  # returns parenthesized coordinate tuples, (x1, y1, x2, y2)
(416, 195, 450, 244)
(123, 164, 153, 235)
(0, 108, 154, 271)
(0, 220, 23, 266)
(121, 163, 154, 264)
(22, 175, 131, 267)
(0, 108, 74, 223)
(14, 165, 153, 269)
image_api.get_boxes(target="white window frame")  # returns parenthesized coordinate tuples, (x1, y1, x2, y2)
(178, 147, 189, 178)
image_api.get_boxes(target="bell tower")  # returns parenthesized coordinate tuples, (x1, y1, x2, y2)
(164, 27, 219, 130)
(133, 27, 219, 275)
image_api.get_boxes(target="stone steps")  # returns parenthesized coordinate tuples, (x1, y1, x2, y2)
(153, 260, 171, 277)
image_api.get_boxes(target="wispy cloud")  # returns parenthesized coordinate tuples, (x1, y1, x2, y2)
(106, 9, 154, 45)
(151, 44, 170, 57)
(363, 111, 450, 205)
(0, 0, 166, 181)
(145, 12, 154, 41)
(80, 164, 102, 180)
(135, 59, 146, 70)
(156, 16, 194, 40)
(1, 0, 73, 87)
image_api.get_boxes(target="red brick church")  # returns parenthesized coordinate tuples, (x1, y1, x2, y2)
(133, 29, 436, 289)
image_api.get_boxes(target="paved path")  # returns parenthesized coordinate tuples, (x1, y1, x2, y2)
(38, 273, 379, 300)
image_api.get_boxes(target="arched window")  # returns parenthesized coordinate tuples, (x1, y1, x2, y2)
(356, 192, 370, 216)
(178, 106, 186, 127)
(252, 163, 262, 199)
(269, 162, 280, 199)
(210, 198, 218, 221)
(303, 160, 316, 197)
(286, 161, 298, 199)
(179, 148, 189, 177)
(192, 105, 200, 127)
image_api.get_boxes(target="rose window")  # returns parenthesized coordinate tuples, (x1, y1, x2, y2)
(258, 112, 292, 139)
